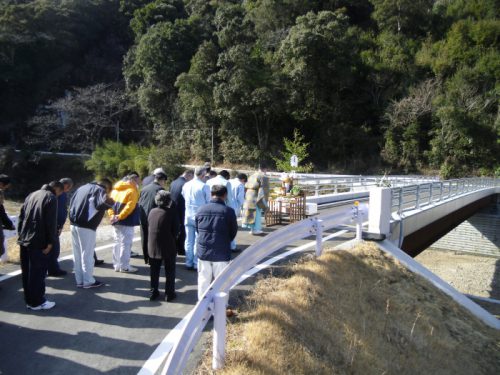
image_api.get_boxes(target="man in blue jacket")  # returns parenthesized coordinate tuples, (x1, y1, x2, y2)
(195, 185, 237, 300)
(69, 179, 114, 288)
(47, 177, 73, 277)
(170, 169, 194, 255)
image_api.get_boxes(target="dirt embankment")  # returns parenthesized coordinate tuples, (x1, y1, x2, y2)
(198, 243, 500, 375)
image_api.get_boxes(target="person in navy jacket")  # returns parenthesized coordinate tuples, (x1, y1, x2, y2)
(195, 185, 237, 300)
(47, 177, 73, 276)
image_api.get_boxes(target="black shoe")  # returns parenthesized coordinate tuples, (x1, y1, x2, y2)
(149, 289, 160, 301)
(94, 259, 105, 266)
(185, 266, 195, 271)
(48, 270, 67, 277)
(83, 280, 105, 289)
(165, 292, 177, 302)
(130, 251, 140, 258)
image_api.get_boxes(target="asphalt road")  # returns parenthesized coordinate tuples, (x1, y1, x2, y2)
(0, 206, 356, 375)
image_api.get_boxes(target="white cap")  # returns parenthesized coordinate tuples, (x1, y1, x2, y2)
(153, 167, 166, 175)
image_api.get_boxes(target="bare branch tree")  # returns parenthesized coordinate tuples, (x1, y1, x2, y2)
(26, 82, 137, 152)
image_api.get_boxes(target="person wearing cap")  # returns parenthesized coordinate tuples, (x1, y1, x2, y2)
(142, 167, 165, 186)
(108, 172, 141, 273)
(170, 169, 194, 255)
(181, 166, 210, 270)
(138, 169, 167, 264)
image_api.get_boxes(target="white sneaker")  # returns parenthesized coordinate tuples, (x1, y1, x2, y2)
(119, 266, 138, 273)
(28, 300, 56, 310)
(251, 230, 264, 235)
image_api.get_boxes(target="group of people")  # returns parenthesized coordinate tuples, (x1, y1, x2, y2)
(5, 164, 270, 310)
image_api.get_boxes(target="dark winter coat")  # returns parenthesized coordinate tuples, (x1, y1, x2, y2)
(147, 206, 179, 260)
(195, 199, 237, 262)
(170, 176, 187, 219)
(69, 182, 113, 231)
(17, 186, 58, 250)
(139, 182, 164, 226)
(57, 192, 68, 230)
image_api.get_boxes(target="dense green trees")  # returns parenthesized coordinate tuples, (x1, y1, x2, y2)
(1, 0, 498, 176)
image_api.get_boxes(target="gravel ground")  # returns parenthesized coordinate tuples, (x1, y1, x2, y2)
(416, 248, 500, 316)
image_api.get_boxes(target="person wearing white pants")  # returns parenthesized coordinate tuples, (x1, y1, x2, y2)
(195, 185, 237, 300)
(198, 260, 229, 300)
(69, 179, 114, 289)
(71, 225, 97, 287)
(108, 173, 141, 273)
(112, 225, 135, 271)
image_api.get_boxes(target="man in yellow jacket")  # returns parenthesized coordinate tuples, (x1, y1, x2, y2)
(108, 172, 141, 273)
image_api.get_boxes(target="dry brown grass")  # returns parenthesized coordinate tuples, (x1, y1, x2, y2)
(196, 243, 500, 375)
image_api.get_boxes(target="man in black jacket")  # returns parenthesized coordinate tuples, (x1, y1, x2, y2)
(169, 169, 193, 255)
(18, 181, 61, 310)
(195, 185, 237, 300)
(69, 179, 114, 289)
(138, 170, 167, 264)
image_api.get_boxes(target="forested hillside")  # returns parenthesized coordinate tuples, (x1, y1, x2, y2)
(1, 0, 498, 177)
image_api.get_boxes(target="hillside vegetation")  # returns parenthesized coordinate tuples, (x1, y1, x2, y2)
(1, 0, 498, 177)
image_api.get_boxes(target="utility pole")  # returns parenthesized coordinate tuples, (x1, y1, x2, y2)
(211, 125, 214, 166)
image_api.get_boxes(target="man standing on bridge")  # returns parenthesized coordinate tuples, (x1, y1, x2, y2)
(182, 167, 210, 271)
(195, 185, 237, 300)
(170, 169, 194, 255)
(18, 181, 61, 310)
(109, 173, 141, 273)
(47, 177, 73, 277)
(69, 178, 114, 289)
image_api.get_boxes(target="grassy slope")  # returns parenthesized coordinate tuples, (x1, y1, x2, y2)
(198, 243, 500, 375)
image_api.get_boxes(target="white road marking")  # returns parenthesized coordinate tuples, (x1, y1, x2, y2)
(0, 237, 141, 283)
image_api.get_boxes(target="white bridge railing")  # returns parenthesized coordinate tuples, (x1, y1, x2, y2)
(161, 204, 367, 374)
(391, 178, 499, 214)
(297, 175, 438, 197)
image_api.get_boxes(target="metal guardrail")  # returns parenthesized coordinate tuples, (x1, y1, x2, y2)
(161, 204, 367, 374)
(391, 178, 499, 214)
(158, 176, 497, 374)
(298, 176, 439, 197)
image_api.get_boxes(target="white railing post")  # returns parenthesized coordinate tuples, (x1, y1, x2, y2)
(369, 188, 392, 237)
(213, 292, 229, 370)
(315, 219, 323, 256)
(416, 184, 421, 209)
(355, 205, 363, 241)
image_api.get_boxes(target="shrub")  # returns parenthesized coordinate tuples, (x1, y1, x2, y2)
(85, 140, 153, 179)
